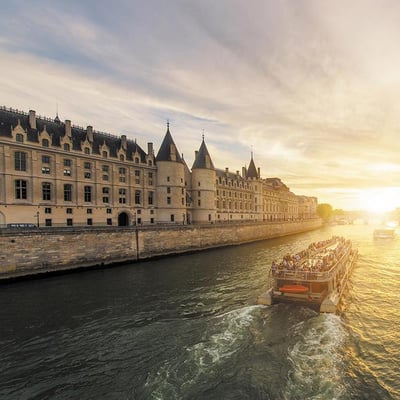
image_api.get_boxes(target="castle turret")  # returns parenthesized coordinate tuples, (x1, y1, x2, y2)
(245, 152, 263, 221)
(155, 122, 186, 224)
(191, 135, 216, 223)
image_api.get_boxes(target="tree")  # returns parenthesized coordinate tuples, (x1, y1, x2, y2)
(317, 203, 333, 222)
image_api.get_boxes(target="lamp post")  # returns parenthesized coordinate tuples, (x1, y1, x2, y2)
(35, 211, 40, 228)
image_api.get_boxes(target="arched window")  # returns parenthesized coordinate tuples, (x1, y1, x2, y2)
(120, 154, 124, 161)
(135, 157, 139, 163)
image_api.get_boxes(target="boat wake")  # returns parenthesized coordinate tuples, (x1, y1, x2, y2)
(140, 305, 262, 399)
(283, 313, 348, 400)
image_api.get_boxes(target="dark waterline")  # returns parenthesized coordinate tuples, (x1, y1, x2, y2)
(0, 225, 399, 399)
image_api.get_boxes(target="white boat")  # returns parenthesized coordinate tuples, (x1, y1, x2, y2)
(258, 236, 358, 313)
(373, 228, 395, 239)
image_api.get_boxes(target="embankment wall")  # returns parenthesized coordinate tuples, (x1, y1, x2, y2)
(0, 219, 322, 280)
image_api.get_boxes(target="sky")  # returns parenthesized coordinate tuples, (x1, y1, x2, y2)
(1, 0, 400, 213)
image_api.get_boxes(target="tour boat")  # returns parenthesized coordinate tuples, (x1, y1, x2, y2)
(258, 236, 358, 313)
(373, 228, 395, 240)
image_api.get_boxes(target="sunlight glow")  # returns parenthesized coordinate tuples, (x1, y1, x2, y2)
(360, 188, 400, 214)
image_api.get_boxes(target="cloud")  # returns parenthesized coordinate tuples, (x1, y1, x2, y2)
(1, 0, 400, 210)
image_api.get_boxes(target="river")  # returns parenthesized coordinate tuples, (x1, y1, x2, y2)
(0, 223, 399, 399)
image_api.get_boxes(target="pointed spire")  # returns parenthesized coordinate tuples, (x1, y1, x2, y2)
(192, 135, 215, 170)
(155, 122, 183, 162)
(246, 151, 258, 179)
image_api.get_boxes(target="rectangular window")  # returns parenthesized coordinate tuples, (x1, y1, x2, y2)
(67, 218, 73, 226)
(106, 218, 112, 226)
(102, 187, 109, 194)
(42, 182, 51, 201)
(87, 218, 93, 226)
(45, 219, 52, 227)
(119, 177, 126, 182)
(42, 155, 50, 164)
(167, 187, 171, 194)
(119, 167, 126, 174)
(15, 152, 27, 171)
(103, 197, 109, 203)
(84, 186, 92, 202)
(64, 169, 71, 176)
(84, 172, 91, 179)
(135, 190, 141, 205)
(15, 180, 27, 199)
(135, 170, 140, 176)
(66, 208, 73, 214)
(87, 208, 92, 214)
(170, 214, 175, 222)
(102, 175, 109, 181)
(106, 208, 112, 214)
(148, 191, 153, 205)
(41, 167, 50, 174)
(102, 165, 109, 172)
(45, 207, 52, 214)
(167, 197, 171, 205)
(64, 184, 72, 201)
(64, 159, 72, 167)
(84, 162, 91, 169)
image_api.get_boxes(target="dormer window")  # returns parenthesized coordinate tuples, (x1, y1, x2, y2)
(148, 160, 152, 166)
(135, 157, 139, 163)
(16, 133, 24, 143)
(42, 139, 49, 147)
(120, 154, 124, 161)
(84, 147, 90, 155)
(102, 151, 108, 159)
(64, 143, 70, 151)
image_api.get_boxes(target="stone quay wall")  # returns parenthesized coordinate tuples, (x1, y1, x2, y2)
(0, 219, 322, 280)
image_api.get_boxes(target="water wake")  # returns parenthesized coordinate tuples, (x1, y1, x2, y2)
(141, 305, 262, 399)
(284, 313, 347, 400)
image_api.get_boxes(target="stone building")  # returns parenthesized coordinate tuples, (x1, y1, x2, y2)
(0, 106, 317, 227)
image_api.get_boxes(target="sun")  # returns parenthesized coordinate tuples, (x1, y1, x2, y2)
(361, 188, 400, 214)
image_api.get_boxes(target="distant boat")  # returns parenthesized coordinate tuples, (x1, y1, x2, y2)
(373, 228, 396, 239)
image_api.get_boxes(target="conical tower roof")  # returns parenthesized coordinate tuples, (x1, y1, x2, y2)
(192, 136, 215, 170)
(246, 153, 258, 179)
(155, 122, 183, 163)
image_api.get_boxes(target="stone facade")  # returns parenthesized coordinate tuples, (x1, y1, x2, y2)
(0, 106, 318, 228)
(0, 219, 322, 279)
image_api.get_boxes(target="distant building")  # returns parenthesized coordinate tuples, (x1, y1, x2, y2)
(0, 106, 318, 227)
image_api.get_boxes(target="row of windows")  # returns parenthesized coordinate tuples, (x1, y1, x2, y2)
(14, 180, 153, 205)
(15, 152, 151, 183)
(15, 134, 153, 164)
(217, 177, 251, 189)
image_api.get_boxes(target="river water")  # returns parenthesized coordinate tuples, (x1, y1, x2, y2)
(0, 224, 399, 400)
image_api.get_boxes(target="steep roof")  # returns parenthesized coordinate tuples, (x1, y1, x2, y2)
(192, 137, 215, 170)
(155, 124, 183, 163)
(0, 107, 147, 161)
(246, 154, 258, 179)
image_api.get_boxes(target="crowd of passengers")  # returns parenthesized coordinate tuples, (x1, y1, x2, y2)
(271, 236, 351, 273)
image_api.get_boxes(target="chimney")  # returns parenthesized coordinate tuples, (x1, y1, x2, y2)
(65, 120, 71, 137)
(86, 126, 93, 142)
(29, 110, 36, 130)
(147, 142, 153, 155)
(257, 168, 260, 178)
(242, 167, 246, 177)
(225, 167, 229, 174)
(194, 150, 198, 159)
(236, 170, 240, 175)
(121, 134, 127, 150)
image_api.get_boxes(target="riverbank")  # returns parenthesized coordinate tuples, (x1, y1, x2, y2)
(0, 218, 322, 280)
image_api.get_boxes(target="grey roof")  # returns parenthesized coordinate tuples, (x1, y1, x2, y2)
(192, 138, 215, 170)
(155, 127, 183, 163)
(246, 156, 258, 179)
(0, 107, 147, 162)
